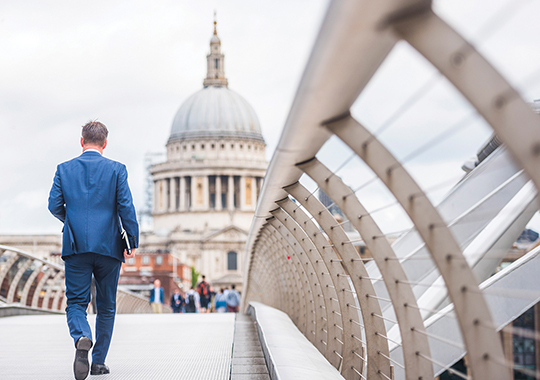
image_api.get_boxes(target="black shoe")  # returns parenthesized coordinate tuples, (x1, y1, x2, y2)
(91, 363, 110, 375)
(74, 337, 92, 380)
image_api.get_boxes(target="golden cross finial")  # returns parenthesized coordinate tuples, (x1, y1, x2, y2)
(213, 11, 217, 35)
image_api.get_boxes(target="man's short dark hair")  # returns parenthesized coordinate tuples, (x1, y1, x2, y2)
(82, 121, 108, 146)
(231, 284, 236, 290)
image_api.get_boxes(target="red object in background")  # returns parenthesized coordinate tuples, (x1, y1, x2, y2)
(287, 256, 291, 260)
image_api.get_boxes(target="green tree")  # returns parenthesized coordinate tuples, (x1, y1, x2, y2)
(191, 267, 200, 289)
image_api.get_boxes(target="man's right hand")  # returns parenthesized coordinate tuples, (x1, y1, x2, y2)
(124, 248, 136, 259)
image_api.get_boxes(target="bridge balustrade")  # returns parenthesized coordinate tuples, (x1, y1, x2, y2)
(242, 1, 540, 380)
(0, 244, 159, 314)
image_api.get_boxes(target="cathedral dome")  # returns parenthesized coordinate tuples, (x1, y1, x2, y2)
(169, 86, 263, 142)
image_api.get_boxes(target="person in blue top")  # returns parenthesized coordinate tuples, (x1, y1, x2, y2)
(48, 121, 138, 380)
(226, 284, 241, 313)
(149, 279, 165, 313)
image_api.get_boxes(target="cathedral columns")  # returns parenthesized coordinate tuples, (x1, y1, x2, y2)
(179, 176, 186, 211)
(228, 175, 234, 211)
(240, 176, 246, 210)
(169, 178, 175, 212)
(203, 176, 210, 209)
(153, 180, 159, 212)
(251, 176, 257, 209)
(215, 175, 222, 211)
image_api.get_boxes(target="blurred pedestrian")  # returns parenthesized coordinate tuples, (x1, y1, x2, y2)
(149, 279, 164, 313)
(197, 275, 211, 313)
(214, 288, 227, 313)
(226, 284, 240, 313)
(185, 287, 200, 313)
(170, 288, 184, 313)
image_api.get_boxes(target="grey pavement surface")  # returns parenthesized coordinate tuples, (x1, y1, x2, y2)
(0, 313, 251, 380)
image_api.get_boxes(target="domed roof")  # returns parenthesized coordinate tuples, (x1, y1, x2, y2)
(169, 86, 263, 142)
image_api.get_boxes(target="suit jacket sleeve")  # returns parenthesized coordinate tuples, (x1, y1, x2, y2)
(48, 167, 66, 224)
(117, 164, 139, 248)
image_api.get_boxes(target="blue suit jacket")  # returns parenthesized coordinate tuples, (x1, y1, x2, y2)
(149, 287, 164, 304)
(48, 151, 139, 262)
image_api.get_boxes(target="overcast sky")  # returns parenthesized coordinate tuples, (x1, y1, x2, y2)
(1, 0, 539, 235)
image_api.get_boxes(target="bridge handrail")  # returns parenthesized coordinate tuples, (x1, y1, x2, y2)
(243, 1, 540, 379)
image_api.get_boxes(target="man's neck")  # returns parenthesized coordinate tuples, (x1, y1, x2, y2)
(83, 148, 102, 155)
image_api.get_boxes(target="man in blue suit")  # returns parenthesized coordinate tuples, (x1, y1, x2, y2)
(48, 121, 139, 380)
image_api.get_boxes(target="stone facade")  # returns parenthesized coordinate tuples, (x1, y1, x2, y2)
(141, 21, 268, 291)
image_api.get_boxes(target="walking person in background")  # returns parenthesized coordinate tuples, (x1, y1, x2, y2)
(185, 287, 200, 313)
(226, 284, 240, 313)
(197, 275, 211, 313)
(214, 288, 227, 313)
(48, 121, 138, 380)
(170, 288, 184, 313)
(149, 279, 164, 313)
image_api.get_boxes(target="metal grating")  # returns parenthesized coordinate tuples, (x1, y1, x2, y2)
(0, 313, 236, 379)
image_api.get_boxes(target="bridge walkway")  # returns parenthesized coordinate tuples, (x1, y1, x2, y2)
(0, 313, 269, 380)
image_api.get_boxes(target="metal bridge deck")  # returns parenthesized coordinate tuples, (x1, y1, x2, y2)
(0, 313, 268, 380)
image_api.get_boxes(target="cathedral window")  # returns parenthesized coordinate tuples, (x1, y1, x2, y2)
(248, 145, 251, 150)
(240, 144, 243, 149)
(155, 256, 163, 265)
(221, 176, 228, 209)
(233, 176, 241, 209)
(185, 176, 192, 210)
(221, 144, 225, 149)
(192, 144, 195, 150)
(231, 144, 234, 149)
(215, 58, 219, 69)
(174, 177, 180, 210)
(183, 145, 187, 150)
(142, 256, 149, 265)
(211, 144, 215, 149)
(209, 175, 216, 209)
(201, 144, 205, 150)
(227, 251, 238, 270)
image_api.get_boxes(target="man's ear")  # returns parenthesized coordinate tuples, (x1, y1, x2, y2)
(80, 137, 84, 148)
(102, 140, 108, 150)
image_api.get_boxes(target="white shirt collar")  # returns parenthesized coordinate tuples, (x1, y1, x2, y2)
(83, 148, 102, 155)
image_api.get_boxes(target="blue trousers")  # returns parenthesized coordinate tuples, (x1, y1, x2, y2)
(64, 252, 121, 365)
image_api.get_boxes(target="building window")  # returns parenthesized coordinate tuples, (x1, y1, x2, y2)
(142, 256, 149, 265)
(175, 177, 180, 210)
(191, 144, 195, 150)
(155, 256, 163, 265)
(221, 175, 228, 209)
(234, 176, 241, 209)
(185, 176, 192, 209)
(221, 144, 225, 149)
(127, 258, 135, 265)
(215, 58, 219, 69)
(513, 306, 536, 377)
(201, 144, 205, 150)
(183, 145, 187, 150)
(211, 144, 215, 149)
(209, 175, 216, 209)
(227, 251, 238, 270)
